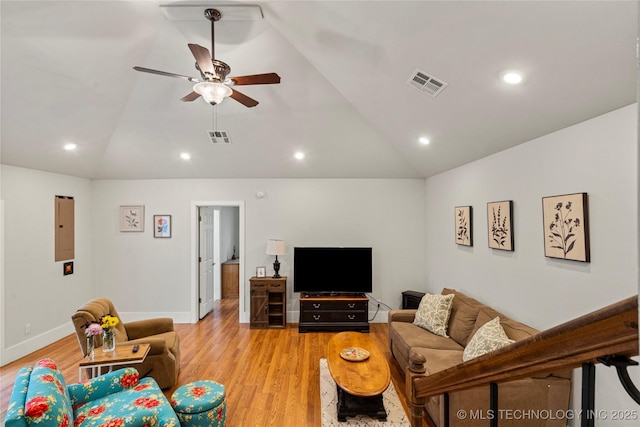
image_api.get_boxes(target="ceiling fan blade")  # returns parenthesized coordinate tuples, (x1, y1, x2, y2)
(180, 91, 201, 102)
(230, 89, 259, 108)
(230, 73, 281, 86)
(188, 43, 215, 75)
(133, 66, 200, 82)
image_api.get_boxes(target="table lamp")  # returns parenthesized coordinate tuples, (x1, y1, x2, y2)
(266, 239, 285, 278)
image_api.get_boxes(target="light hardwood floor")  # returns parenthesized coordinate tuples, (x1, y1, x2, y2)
(0, 299, 413, 426)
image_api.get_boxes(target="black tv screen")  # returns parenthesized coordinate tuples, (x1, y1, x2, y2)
(293, 247, 372, 294)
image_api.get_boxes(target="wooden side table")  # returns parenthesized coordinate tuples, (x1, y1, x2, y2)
(249, 276, 286, 329)
(402, 290, 425, 309)
(79, 343, 150, 381)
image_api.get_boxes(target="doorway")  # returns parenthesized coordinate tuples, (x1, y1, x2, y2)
(198, 206, 219, 319)
(190, 201, 245, 324)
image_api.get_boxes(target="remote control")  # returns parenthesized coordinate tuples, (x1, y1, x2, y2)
(132, 345, 139, 353)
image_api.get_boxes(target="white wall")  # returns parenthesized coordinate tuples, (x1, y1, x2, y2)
(424, 104, 639, 424)
(0, 174, 425, 363)
(1, 166, 94, 362)
(92, 178, 426, 323)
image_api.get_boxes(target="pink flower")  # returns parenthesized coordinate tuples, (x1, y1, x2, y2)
(85, 323, 102, 337)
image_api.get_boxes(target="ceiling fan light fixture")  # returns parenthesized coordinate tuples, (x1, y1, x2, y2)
(193, 81, 232, 105)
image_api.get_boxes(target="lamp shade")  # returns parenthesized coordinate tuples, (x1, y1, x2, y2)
(266, 239, 286, 256)
(193, 81, 232, 105)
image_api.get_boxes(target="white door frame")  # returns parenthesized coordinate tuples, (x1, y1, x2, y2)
(190, 201, 245, 324)
(0, 200, 5, 366)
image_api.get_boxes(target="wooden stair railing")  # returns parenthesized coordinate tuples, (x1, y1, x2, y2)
(406, 295, 639, 427)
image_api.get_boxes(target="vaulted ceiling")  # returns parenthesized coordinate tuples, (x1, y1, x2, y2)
(1, 1, 636, 179)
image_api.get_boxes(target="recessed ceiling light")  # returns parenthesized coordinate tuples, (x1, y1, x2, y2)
(180, 152, 191, 160)
(419, 137, 430, 145)
(63, 143, 77, 151)
(501, 71, 524, 85)
(294, 151, 305, 160)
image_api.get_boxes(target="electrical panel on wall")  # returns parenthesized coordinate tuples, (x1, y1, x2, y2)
(55, 196, 74, 262)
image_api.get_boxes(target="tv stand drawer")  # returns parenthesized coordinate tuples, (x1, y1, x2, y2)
(299, 295, 369, 333)
(300, 310, 367, 323)
(301, 300, 367, 311)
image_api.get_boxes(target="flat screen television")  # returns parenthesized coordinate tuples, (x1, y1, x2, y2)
(293, 247, 372, 295)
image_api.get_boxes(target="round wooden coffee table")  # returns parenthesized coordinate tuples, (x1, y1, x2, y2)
(326, 331, 391, 421)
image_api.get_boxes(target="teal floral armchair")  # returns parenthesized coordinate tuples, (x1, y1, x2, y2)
(4, 358, 178, 427)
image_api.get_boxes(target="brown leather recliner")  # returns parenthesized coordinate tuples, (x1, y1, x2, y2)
(71, 297, 181, 389)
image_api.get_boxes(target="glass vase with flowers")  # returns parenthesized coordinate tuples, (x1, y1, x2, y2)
(100, 314, 119, 353)
(84, 322, 102, 359)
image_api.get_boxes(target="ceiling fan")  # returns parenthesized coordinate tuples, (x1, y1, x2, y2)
(133, 8, 280, 108)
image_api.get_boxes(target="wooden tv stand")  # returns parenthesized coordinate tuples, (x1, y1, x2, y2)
(298, 294, 369, 333)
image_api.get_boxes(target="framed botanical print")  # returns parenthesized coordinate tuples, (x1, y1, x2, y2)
(154, 215, 171, 238)
(120, 205, 144, 232)
(455, 206, 473, 246)
(542, 193, 590, 262)
(256, 266, 266, 278)
(487, 200, 514, 251)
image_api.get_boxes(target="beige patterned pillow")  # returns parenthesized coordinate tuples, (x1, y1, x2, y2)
(463, 316, 515, 362)
(413, 293, 455, 337)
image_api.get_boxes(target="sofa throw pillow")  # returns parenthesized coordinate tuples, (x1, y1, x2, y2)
(463, 316, 515, 362)
(413, 293, 455, 337)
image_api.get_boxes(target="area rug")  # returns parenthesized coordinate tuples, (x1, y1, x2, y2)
(320, 358, 411, 427)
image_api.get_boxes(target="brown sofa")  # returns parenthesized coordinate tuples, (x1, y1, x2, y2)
(71, 297, 181, 389)
(388, 288, 572, 426)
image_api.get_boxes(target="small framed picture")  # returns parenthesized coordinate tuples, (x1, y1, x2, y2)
(154, 215, 171, 238)
(63, 261, 74, 276)
(256, 266, 266, 278)
(487, 200, 514, 251)
(120, 205, 144, 232)
(542, 193, 590, 262)
(455, 206, 473, 246)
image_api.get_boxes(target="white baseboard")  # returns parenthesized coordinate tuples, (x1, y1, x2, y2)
(3, 323, 75, 365)
(118, 312, 192, 324)
(369, 310, 389, 323)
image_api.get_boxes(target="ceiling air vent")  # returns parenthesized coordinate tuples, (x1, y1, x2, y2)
(407, 69, 448, 97)
(208, 130, 231, 144)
